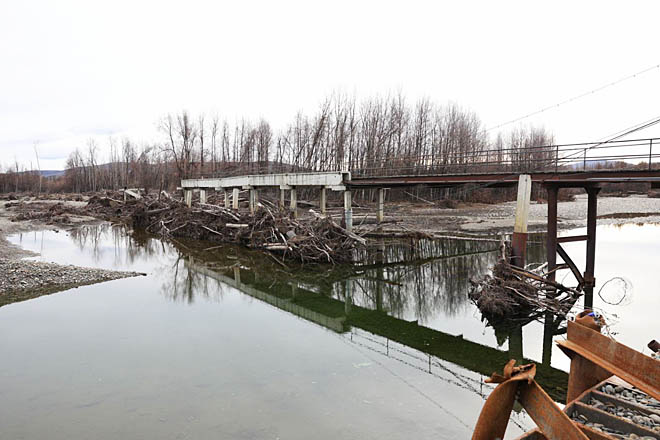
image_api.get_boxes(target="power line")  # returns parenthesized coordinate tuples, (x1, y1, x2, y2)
(486, 63, 660, 132)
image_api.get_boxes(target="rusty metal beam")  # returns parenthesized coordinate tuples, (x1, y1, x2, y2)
(557, 235, 589, 243)
(583, 187, 600, 308)
(546, 186, 558, 284)
(556, 244, 585, 287)
(518, 380, 589, 439)
(346, 169, 660, 189)
(558, 321, 660, 402)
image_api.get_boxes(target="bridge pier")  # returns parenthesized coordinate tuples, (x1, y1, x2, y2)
(199, 189, 207, 205)
(290, 187, 297, 218)
(344, 190, 353, 232)
(320, 187, 327, 215)
(377, 188, 385, 224)
(545, 183, 599, 308)
(279, 188, 285, 210)
(223, 189, 230, 209)
(511, 175, 532, 266)
(584, 186, 600, 308)
(232, 188, 239, 210)
(184, 189, 192, 208)
(248, 187, 258, 214)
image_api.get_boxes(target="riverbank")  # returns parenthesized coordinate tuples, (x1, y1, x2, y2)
(0, 199, 145, 306)
(364, 193, 660, 234)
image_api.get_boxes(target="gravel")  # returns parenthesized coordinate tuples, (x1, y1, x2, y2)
(0, 258, 145, 307)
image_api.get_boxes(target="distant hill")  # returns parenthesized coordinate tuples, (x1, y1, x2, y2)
(39, 170, 65, 177)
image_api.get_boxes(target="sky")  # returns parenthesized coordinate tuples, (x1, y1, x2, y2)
(1, 0, 660, 170)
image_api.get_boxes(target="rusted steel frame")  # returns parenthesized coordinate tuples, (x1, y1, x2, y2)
(546, 186, 558, 285)
(556, 244, 585, 288)
(557, 235, 589, 243)
(473, 361, 587, 440)
(583, 187, 600, 308)
(347, 169, 660, 186)
(558, 320, 660, 402)
(518, 380, 589, 439)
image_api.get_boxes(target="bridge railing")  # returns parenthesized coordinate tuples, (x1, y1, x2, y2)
(186, 137, 659, 180)
(347, 137, 660, 178)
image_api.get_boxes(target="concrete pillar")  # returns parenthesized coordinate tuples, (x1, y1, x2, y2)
(290, 187, 297, 218)
(343, 190, 352, 232)
(511, 174, 532, 267)
(320, 187, 327, 215)
(377, 188, 385, 224)
(224, 190, 230, 209)
(249, 188, 257, 214)
(232, 188, 239, 210)
(279, 188, 285, 210)
(185, 189, 192, 208)
(199, 189, 207, 205)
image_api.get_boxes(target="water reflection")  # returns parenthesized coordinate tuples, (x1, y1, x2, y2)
(10, 224, 571, 403)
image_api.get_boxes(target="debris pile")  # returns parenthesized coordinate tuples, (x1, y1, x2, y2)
(5, 192, 365, 264)
(469, 243, 581, 325)
(130, 199, 363, 263)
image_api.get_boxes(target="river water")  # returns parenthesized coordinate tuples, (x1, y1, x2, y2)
(1, 222, 658, 439)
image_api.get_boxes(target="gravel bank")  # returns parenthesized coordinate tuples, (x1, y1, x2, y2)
(382, 194, 660, 234)
(0, 199, 145, 307)
(0, 259, 145, 307)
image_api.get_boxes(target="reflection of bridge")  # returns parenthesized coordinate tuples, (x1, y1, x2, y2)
(184, 258, 569, 402)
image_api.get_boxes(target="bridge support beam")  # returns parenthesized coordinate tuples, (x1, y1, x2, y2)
(344, 190, 353, 232)
(546, 185, 558, 283)
(377, 188, 385, 224)
(583, 187, 600, 308)
(279, 188, 285, 210)
(199, 189, 207, 205)
(511, 175, 531, 267)
(223, 189, 230, 209)
(290, 187, 297, 218)
(232, 188, 239, 210)
(249, 188, 258, 214)
(185, 189, 192, 208)
(320, 187, 327, 215)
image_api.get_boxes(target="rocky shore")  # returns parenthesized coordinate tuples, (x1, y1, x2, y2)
(0, 259, 145, 307)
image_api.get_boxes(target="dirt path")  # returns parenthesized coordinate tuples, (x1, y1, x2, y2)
(0, 198, 144, 306)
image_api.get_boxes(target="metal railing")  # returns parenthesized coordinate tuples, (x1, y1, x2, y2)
(186, 137, 660, 180)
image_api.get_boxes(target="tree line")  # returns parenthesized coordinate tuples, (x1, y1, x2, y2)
(1, 92, 556, 195)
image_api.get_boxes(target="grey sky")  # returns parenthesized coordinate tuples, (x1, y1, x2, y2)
(2, 0, 659, 170)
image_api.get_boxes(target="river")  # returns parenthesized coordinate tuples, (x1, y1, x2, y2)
(1, 222, 658, 439)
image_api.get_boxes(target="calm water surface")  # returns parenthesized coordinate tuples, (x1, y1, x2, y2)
(1, 222, 658, 439)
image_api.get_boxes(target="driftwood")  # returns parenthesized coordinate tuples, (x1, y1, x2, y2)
(469, 242, 581, 325)
(80, 193, 364, 264)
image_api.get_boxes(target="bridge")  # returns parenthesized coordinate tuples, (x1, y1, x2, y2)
(180, 137, 660, 309)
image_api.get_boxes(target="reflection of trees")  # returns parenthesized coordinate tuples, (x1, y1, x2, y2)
(68, 223, 173, 267)
(159, 255, 229, 303)
(343, 238, 499, 322)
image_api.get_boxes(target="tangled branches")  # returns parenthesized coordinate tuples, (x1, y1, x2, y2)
(87, 194, 364, 264)
(469, 243, 582, 326)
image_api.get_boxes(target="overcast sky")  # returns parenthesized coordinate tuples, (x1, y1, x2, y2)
(2, 0, 659, 170)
